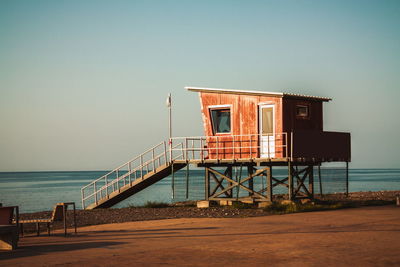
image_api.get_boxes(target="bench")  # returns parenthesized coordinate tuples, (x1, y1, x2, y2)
(20, 202, 77, 236)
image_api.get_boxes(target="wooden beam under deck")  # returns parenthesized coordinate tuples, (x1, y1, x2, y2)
(174, 157, 335, 167)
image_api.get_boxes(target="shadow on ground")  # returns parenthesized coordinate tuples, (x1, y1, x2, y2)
(0, 241, 125, 260)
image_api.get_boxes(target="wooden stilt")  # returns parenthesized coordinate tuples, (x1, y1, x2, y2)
(205, 168, 210, 200)
(318, 165, 323, 196)
(171, 163, 175, 199)
(235, 166, 240, 200)
(247, 166, 254, 197)
(186, 164, 189, 199)
(346, 161, 349, 197)
(309, 165, 314, 199)
(73, 202, 77, 234)
(266, 165, 272, 201)
(226, 166, 233, 198)
(288, 161, 293, 200)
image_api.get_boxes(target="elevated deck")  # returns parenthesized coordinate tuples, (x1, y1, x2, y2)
(81, 131, 350, 209)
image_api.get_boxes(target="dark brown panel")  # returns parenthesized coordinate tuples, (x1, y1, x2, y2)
(291, 131, 351, 161)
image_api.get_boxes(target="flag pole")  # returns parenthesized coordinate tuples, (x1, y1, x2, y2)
(167, 93, 172, 162)
(166, 93, 173, 199)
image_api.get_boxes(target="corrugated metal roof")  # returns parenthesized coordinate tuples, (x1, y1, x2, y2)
(185, 87, 332, 102)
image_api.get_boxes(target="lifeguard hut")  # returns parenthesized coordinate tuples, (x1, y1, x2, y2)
(81, 87, 351, 209)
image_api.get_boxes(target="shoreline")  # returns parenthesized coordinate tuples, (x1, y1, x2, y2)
(17, 190, 399, 234)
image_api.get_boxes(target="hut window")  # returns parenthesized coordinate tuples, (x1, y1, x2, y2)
(210, 108, 231, 134)
(296, 105, 309, 118)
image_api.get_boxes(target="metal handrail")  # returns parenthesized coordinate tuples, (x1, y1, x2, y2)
(81, 141, 169, 209)
(81, 141, 166, 191)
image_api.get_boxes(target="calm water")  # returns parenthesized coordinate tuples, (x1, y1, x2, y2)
(0, 168, 399, 213)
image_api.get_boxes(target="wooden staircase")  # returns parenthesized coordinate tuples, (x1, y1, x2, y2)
(81, 141, 186, 210)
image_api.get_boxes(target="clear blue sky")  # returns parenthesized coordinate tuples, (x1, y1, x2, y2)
(1, 0, 399, 171)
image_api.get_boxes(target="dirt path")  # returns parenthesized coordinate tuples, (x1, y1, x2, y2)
(1, 205, 400, 266)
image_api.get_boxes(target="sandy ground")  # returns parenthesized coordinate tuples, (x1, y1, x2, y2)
(1, 205, 400, 266)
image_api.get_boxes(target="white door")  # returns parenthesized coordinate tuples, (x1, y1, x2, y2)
(259, 105, 275, 158)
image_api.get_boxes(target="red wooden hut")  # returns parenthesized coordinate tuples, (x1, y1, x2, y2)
(186, 87, 350, 162)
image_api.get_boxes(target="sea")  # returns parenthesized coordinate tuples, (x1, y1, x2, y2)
(1, 168, 399, 213)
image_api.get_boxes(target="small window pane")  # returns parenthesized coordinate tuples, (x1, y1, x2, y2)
(296, 105, 309, 117)
(211, 109, 231, 134)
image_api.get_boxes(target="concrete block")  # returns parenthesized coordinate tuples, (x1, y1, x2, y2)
(258, 201, 273, 208)
(281, 200, 295, 205)
(197, 201, 210, 208)
(219, 200, 233, 206)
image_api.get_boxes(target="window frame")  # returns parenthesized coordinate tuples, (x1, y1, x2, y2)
(208, 105, 232, 135)
(295, 103, 311, 120)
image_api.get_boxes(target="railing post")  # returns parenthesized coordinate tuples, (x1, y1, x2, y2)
(233, 135, 235, 159)
(180, 143, 184, 160)
(94, 182, 98, 204)
(285, 133, 288, 159)
(105, 175, 109, 197)
(267, 133, 270, 158)
(117, 171, 120, 191)
(216, 136, 219, 159)
(200, 137, 203, 160)
(250, 135, 252, 159)
(164, 141, 168, 164)
(185, 138, 188, 161)
(290, 131, 294, 161)
(140, 155, 143, 179)
(81, 188, 85, 209)
(128, 162, 132, 185)
(192, 139, 195, 159)
(152, 148, 156, 172)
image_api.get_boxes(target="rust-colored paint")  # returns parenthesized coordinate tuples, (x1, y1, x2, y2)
(197, 91, 350, 161)
(199, 92, 283, 159)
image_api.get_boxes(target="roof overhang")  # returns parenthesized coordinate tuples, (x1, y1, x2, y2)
(186, 86, 331, 102)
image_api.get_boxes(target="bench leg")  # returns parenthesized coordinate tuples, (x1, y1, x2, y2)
(20, 223, 24, 237)
(47, 222, 50, 236)
(36, 222, 40, 236)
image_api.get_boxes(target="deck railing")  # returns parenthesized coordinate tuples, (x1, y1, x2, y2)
(170, 133, 289, 161)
